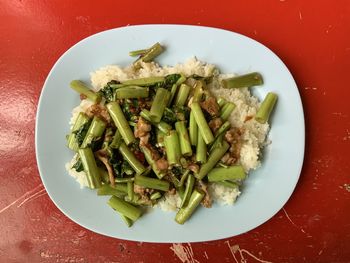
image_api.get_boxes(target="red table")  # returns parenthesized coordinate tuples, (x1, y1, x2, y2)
(1, 1, 349, 262)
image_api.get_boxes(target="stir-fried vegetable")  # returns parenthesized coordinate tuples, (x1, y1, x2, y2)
(66, 42, 277, 227)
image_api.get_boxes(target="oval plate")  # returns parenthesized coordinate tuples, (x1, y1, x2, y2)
(35, 25, 304, 242)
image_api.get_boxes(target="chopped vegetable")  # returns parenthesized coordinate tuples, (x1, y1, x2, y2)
(255, 92, 278, 124)
(221, 72, 263, 89)
(66, 43, 277, 227)
(70, 80, 101, 103)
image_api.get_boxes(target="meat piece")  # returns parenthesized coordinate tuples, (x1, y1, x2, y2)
(139, 133, 150, 147)
(221, 153, 230, 163)
(244, 115, 253, 122)
(221, 152, 237, 165)
(208, 117, 223, 133)
(150, 147, 161, 161)
(133, 185, 153, 205)
(142, 144, 161, 162)
(94, 150, 115, 186)
(133, 150, 145, 164)
(134, 117, 151, 138)
(222, 128, 243, 165)
(224, 128, 241, 144)
(86, 104, 111, 125)
(138, 98, 148, 110)
(197, 180, 212, 208)
(134, 117, 152, 146)
(224, 129, 235, 144)
(139, 196, 152, 206)
(167, 188, 176, 195)
(80, 94, 87, 100)
(231, 141, 241, 163)
(200, 97, 219, 116)
(155, 158, 168, 171)
(134, 184, 146, 195)
(188, 163, 199, 174)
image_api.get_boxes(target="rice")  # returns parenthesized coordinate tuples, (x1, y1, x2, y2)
(66, 58, 270, 211)
(155, 192, 182, 212)
(65, 154, 89, 188)
(69, 99, 94, 128)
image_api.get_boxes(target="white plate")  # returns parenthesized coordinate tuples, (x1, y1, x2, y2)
(35, 25, 304, 242)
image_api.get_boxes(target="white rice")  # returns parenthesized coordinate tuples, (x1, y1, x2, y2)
(65, 154, 89, 188)
(66, 58, 270, 211)
(155, 192, 182, 212)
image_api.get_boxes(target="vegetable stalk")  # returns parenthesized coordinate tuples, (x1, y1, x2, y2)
(67, 112, 90, 151)
(175, 121, 192, 156)
(121, 76, 164, 86)
(140, 110, 172, 134)
(196, 130, 207, 163)
(115, 87, 149, 99)
(196, 141, 230, 180)
(174, 84, 191, 106)
(134, 42, 164, 65)
(107, 196, 142, 221)
(220, 102, 236, 121)
(164, 130, 181, 165)
(149, 88, 170, 123)
(221, 72, 263, 89)
(189, 111, 198, 146)
(140, 145, 166, 179)
(134, 175, 170, 191)
(97, 184, 127, 196)
(107, 102, 135, 145)
(78, 148, 102, 189)
(191, 102, 214, 144)
(70, 80, 101, 103)
(175, 189, 205, 224)
(208, 166, 246, 182)
(180, 174, 195, 208)
(119, 142, 146, 175)
(255, 92, 278, 124)
(81, 116, 106, 148)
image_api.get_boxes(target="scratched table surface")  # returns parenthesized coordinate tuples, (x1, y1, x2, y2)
(1, 0, 349, 262)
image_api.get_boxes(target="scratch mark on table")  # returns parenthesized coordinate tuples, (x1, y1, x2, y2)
(332, 112, 347, 118)
(299, 11, 303, 20)
(225, 241, 239, 263)
(225, 241, 273, 263)
(342, 184, 350, 192)
(51, 215, 59, 222)
(75, 15, 90, 23)
(17, 188, 46, 207)
(283, 208, 307, 234)
(0, 183, 44, 214)
(204, 251, 209, 259)
(318, 249, 323, 255)
(40, 251, 85, 262)
(304, 86, 318, 91)
(170, 243, 200, 263)
(343, 129, 350, 141)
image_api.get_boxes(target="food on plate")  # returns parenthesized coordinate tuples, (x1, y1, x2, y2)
(65, 43, 277, 226)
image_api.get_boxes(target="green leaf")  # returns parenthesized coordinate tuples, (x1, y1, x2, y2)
(73, 121, 91, 146)
(72, 158, 84, 172)
(99, 80, 120, 102)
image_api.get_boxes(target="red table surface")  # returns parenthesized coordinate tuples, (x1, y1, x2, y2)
(1, 0, 349, 262)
